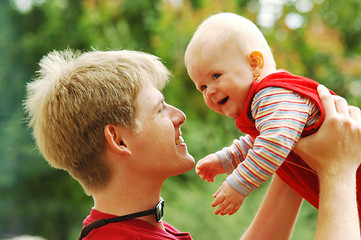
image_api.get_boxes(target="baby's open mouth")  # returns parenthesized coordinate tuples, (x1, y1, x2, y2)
(218, 97, 229, 105)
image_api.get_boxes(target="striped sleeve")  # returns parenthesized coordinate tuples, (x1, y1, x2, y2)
(226, 87, 319, 196)
(216, 134, 255, 174)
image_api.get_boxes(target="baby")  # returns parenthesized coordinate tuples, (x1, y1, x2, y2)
(184, 12, 360, 216)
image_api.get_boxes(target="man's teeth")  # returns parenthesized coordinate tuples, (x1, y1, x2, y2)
(175, 136, 184, 145)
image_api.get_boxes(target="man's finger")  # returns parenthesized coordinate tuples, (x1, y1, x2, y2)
(349, 106, 361, 122)
(317, 85, 336, 117)
(334, 96, 349, 117)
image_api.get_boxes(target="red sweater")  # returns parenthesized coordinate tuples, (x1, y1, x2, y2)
(235, 71, 361, 215)
(82, 208, 192, 240)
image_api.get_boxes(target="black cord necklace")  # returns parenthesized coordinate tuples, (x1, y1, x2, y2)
(77, 197, 164, 240)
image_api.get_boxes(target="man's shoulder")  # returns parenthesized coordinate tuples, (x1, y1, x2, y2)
(84, 218, 192, 240)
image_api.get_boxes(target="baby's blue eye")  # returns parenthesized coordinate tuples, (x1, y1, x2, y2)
(213, 73, 221, 79)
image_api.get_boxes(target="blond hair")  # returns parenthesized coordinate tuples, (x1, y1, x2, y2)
(185, 12, 276, 68)
(24, 49, 170, 194)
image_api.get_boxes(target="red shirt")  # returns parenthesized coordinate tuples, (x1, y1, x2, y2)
(235, 70, 325, 208)
(82, 208, 192, 240)
(235, 70, 327, 137)
(235, 71, 361, 218)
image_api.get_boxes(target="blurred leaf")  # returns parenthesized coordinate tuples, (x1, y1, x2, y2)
(1, 0, 360, 239)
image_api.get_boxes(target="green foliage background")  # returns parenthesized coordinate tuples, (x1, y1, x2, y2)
(1, 0, 360, 239)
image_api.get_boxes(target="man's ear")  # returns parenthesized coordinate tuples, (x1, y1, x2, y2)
(248, 51, 264, 72)
(104, 124, 131, 156)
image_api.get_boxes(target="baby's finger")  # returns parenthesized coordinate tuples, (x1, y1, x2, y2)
(211, 193, 224, 207)
(212, 186, 222, 198)
(220, 204, 236, 216)
(195, 166, 203, 176)
(205, 178, 213, 183)
(197, 173, 206, 180)
(207, 176, 215, 183)
(227, 208, 238, 216)
(214, 202, 227, 215)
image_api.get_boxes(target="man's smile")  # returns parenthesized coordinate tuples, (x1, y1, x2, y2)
(175, 136, 184, 145)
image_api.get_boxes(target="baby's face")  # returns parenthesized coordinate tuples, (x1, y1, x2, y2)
(186, 44, 254, 118)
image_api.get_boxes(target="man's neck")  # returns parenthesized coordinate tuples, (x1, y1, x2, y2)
(92, 177, 164, 229)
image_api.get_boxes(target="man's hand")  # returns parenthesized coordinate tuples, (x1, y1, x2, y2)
(294, 84, 361, 240)
(294, 85, 361, 176)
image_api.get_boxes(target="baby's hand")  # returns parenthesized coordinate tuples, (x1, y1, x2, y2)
(211, 181, 245, 215)
(195, 153, 225, 182)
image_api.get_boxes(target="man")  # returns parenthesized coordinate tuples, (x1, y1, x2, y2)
(25, 49, 361, 239)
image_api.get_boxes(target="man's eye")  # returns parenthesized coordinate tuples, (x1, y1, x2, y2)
(159, 102, 166, 112)
(213, 73, 221, 79)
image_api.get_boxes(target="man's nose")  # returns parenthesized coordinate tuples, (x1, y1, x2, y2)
(170, 105, 186, 128)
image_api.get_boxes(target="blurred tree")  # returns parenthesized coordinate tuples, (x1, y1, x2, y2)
(79, 0, 160, 50)
(0, 0, 93, 239)
(1, 0, 360, 239)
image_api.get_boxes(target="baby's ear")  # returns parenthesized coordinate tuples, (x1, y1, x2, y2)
(249, 51, 264, 71)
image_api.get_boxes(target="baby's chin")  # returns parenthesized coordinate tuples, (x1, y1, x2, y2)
(212, 105, 241, 118)
(221, 110, 241, 118)
(227, 113, 240, 118)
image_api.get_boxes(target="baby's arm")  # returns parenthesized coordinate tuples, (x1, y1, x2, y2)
(196, 134, 255, 182)
(213, 88, 314, 215)
(227, 87, 312, 196)
(216, 134, 255, 174)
